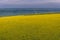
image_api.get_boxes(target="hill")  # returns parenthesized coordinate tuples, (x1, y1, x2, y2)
(0, 14, 60, 40)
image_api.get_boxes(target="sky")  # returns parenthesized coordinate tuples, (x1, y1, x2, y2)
(0, 0, 60, 8)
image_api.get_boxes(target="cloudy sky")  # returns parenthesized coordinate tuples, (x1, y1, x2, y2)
(0, 0, 60, 8)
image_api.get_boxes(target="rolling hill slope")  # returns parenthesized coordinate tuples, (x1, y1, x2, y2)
(0, 14, 60, 40)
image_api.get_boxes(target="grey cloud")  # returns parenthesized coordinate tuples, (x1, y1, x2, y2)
(0, 0, 59, 5)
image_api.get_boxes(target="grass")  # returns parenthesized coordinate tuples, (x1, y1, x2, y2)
(0, 14, 60, 40)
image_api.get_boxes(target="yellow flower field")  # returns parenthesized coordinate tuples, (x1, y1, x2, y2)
(0, 14, 60, 40)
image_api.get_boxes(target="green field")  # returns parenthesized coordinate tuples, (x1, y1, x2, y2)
(0, 14, 60, 40)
